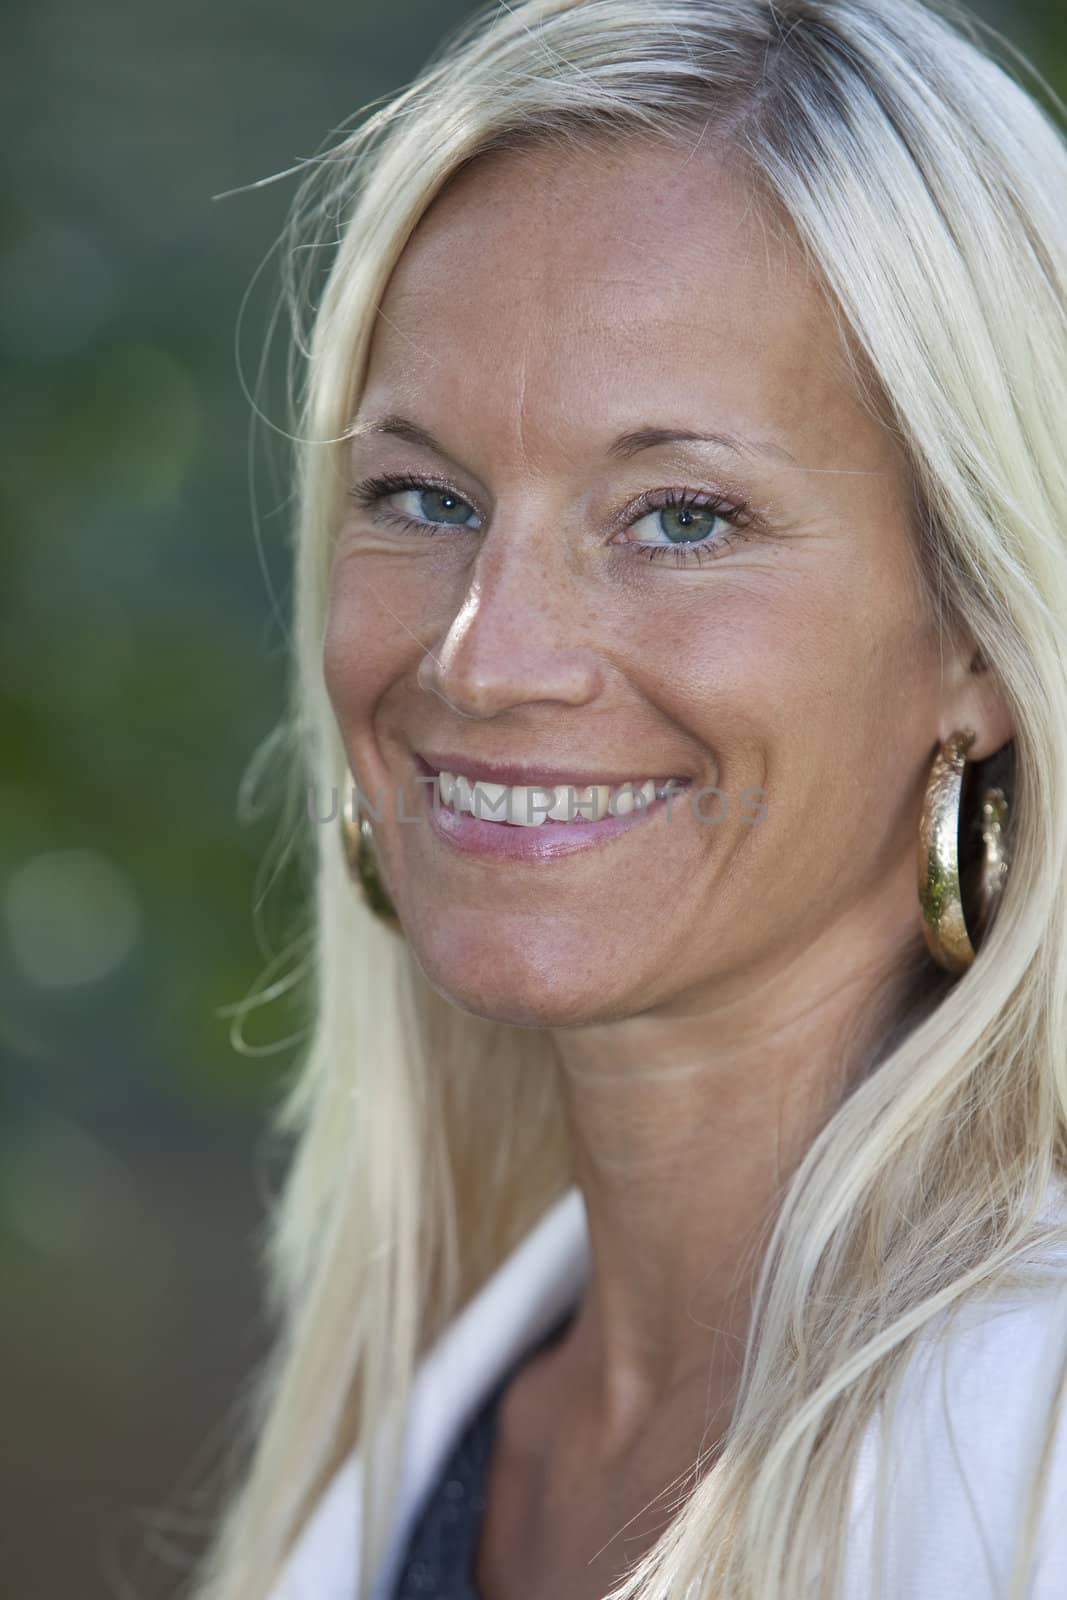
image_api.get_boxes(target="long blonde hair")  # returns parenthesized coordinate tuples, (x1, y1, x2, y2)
(191, 2, 1067, 1597)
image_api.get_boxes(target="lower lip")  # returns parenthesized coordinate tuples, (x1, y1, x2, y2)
(416, 767, 691, 861)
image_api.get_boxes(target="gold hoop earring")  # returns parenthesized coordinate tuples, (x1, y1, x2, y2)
(917, 728, 1010, 973)
(340, 793, 402, 933)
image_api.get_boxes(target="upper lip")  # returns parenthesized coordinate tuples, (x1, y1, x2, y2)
(415, 750, 691, 789)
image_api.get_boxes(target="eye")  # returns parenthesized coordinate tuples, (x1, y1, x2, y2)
(348, 473, 482, 532)
(348, 474, 758, 568)
(617, 486, 755, 566)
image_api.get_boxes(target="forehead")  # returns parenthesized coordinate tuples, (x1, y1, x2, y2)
(362, 138, 871, 469)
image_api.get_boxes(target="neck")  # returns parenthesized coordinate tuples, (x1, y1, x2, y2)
(545, 903, 934, 1445)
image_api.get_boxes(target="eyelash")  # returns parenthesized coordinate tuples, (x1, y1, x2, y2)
(346, 472, 758, 567)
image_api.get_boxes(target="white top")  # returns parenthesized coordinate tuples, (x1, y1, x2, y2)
(268, 1182, 1067, 1600)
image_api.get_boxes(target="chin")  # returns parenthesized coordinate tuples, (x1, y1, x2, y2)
(405, 921, 631, 1029)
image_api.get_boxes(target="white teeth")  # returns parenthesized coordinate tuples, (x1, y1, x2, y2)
(573, 784, 611, 822)
(471, 779, 509, 821)
(509, 786, 552, 826)
(612, 785, 639, 816)
(547, 787, 575, 822)
(435, 769, 682, 826)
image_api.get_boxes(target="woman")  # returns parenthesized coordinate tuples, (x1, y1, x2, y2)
(194, 1, 1067, 1597)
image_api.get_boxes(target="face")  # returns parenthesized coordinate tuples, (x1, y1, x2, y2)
(323, 139, 987, 1028)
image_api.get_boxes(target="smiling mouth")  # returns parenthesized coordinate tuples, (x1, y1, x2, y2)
(414, 754, 690, 828)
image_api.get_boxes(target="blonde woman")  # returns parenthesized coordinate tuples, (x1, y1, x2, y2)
(193, 1, 1067, 1597)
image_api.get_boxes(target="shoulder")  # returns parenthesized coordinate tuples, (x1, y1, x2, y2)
(845, 1244, 1067, 1598)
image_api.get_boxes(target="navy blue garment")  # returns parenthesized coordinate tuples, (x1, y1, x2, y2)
(390, 1312, 574, 1599)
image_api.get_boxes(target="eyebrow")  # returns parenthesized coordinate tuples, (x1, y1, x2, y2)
(347, 413, 797, 467)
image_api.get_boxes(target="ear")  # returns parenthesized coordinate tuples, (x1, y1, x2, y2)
(937, 639, 1014, 761)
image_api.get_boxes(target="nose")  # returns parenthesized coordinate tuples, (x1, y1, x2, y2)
(416, 518, 605, 719)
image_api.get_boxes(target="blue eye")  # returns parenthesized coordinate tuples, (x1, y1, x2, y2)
(629, 499, 731, 547)
(620, 486, 753, 565)
(348, 474, 482, 532)
(633, 502, 716, 540)
(347, 475, 756, 567)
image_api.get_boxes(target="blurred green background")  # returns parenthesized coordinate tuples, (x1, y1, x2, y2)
(1, 2, 1063, 1597)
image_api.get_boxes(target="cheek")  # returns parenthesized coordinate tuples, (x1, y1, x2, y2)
(321, 551, 434, 725)
(620, 571, 832, 751)
(321, 578, 370, 729)
(640, 562, 935, 806)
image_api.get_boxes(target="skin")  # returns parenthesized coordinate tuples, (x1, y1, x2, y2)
(322, 138, 1013, 1600)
